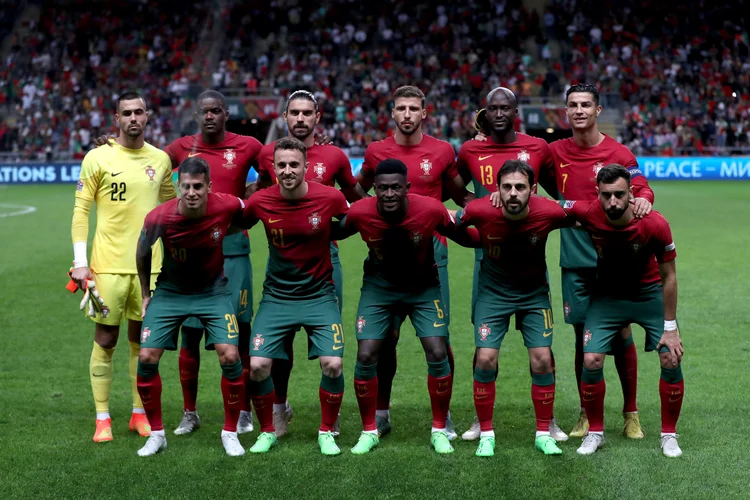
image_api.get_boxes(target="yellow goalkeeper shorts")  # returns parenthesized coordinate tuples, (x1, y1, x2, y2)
(89, 273, 158, 326)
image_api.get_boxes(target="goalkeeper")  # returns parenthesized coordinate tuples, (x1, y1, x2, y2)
(70, 91, 176, 443)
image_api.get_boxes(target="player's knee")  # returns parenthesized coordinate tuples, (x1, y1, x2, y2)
(658, 351, 676, 368)
(583, 353, 604, 370)
(94, 324, 119, 349)
(356, 349, 378, 366)
(138, 348, 162, 365)
(423, 343, 447, 363)
(320, 356, 342, 378)
(529, 348, 552, 373)
(476, 349, 498, 371)
(216, 345, 240, 366)
(249, 357, 272, 380)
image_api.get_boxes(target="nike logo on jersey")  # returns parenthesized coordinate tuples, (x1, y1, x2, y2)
(268, 218, 282, 223)
(559, 163, 570, 168)
(111, 172, 123, 176)
(188, 152, 201, 158)
(479, 155, 493, 161)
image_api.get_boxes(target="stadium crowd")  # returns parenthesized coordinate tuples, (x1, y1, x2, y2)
(0, 0, 748, 158)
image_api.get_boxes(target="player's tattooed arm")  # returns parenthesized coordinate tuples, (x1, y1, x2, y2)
(656, 259, 682, 366)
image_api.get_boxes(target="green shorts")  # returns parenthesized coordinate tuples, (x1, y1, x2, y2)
(356, 283, 448, 340)
(251, 295, 344, 359)
(561, 267, 596, 325)
(473, 291, 554, 349)
(583, 283, 666, 353)
(183, 255, 252, 331)
(331, 243, 343, 313)
(141, 285, 238, 351)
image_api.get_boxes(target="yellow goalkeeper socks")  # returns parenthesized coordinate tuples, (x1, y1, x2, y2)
(129, 341, 145, 412)
(90, 342, 114, 419)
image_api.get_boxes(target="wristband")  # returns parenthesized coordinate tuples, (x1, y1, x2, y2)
(73, 241, 88, 268)
(664, 320, 677, 331)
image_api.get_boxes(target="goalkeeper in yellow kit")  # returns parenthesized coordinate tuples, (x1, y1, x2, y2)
(70, 91, 176, 442)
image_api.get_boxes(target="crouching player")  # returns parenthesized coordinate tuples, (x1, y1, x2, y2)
(134, 157, 247, 457)
(563, 165, 684, 457)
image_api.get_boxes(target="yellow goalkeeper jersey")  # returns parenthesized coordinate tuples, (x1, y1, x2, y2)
(72, 142, 176, 274)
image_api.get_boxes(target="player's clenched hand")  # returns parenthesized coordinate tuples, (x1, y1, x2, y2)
(314, 132, 332, 146)
(71, 266, 93, 289)
(657, 330, 684, 367)
(631, 197, 652, 218)
(141, 295, 151, 318)
(94, 135, 116, 148)
(489, 191, 502, 208)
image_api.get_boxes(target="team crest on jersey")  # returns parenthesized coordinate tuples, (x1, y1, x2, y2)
(529, 233, 539, 245)
(101, 306, 110, 318)
(309, 212, 321, 229)
(593, 162, 604, 176)
(563, 200, 576, 209)
(145, 166, 156, 181)
(517, 150, 530, 162)
(356, 316, 366, 333)
(141, 327, 151, 343)
(583, 330, 592, 347)
(252, 334, 265, 351)
(313, 163, 326, 179)
(211, 226, 221, 242)
(564, 302, 571, 319)
(478, 324, 491, 341)
(412, 231, 422, 244)
(420, 159, 432, 175)
(223, 149, 237, 169)
(632, 242, 640, 253)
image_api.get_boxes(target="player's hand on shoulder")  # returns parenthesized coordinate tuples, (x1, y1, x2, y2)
(631, 197, 652, 218)
(314, 132, 332, 146)
(70, 266, 93, 289)
(94, 134, 116, 148)
(657, 329, 684, 367)
(489, 191, 502, 208)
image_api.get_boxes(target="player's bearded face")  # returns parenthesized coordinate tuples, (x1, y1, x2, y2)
(116, 99, 148, 138)
(597, 179, 632, 221)
(392, 98, 425, 136)
(196, 98, 228, 136)
(274, 149, 307, 191)
(179, 173, 210, 211)
(375, 174, 409, 214)
(566, 92, 601, 130)
(285, 99, 320, 141)
(499, 172, 531, 215)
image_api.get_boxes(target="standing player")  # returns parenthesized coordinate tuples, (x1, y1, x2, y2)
(336, 159, 466, 455)
(454, 160, 571, 457)
(255, 90, 364, 436)
(162, 90, 262, 436)
(562, 165, 684, 457)
(71, 91, 176, 442)
(240, 137, 349, 456)
(134, 157, 247, 457)
(356, 85, 473, 438)
(550, 84, 655, 438)
(456, 88, 566, 442)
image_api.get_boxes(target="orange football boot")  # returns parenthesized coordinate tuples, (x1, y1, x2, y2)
(93, 418, 113, 442)
(129, 413, 151, 437)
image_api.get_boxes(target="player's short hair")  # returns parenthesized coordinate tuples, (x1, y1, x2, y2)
(274, 136, 307, 160)
(566, 83, 600, 106)
(116, 91, 147, 112)
(196, 90, 227, 109)
(374, 159, 408, 178)
(497, 160, 536, 187)
(597, 164, 631, 186)
(392, 86, 425, 108)
(285, 90, 319, 113)
(178, 157, 211, 182)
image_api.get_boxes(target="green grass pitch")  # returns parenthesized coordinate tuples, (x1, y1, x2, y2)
(1, 182, 749, 499)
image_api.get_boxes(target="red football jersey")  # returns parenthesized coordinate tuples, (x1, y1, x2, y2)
(549, 135, 653, 203)
(457, 196, 571, 294)
(242, 182, 348, 300)
(344, 194, 454, 290)
(142, 193, 245, 292)
(361, 135, 459, 201)
(563, 200, 677, 293)
(456, 134, 555, 197)
(257, 141, 357, 189)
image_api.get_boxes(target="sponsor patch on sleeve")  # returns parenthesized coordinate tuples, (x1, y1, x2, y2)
(628, 167, 644, 178)
(563, 200, 576, 209)
(76, 179, 84, 191)
(665, 242, 675, 251)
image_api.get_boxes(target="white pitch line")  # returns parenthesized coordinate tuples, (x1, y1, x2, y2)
(0, 203, 37, 218)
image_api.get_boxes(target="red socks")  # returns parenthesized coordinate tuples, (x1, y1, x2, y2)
(221, 376, 245, 432)
(660, 378, 684, 433)
(615, 340, 639, 413)
(473, 380, 495, 432)
(319, 388, 343, 432)
(251, 391, 276, 433)
(531, 382, 555, 432)
(137, 373, 163, 431)
(581, 379, 606, 432)
(427, 373, 453, 428)
(354, 377, 379, 432)
(178, 348, 199, 412)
